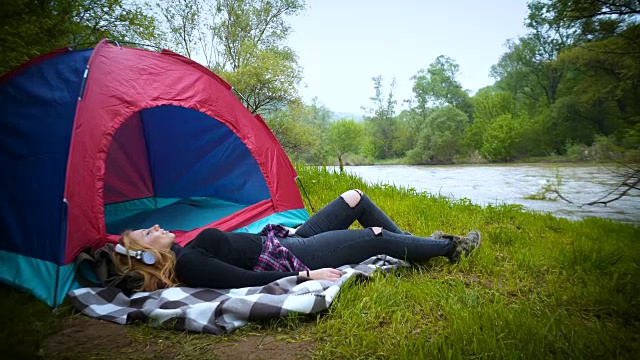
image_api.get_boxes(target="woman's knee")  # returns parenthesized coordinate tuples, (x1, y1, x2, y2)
(340, 189, 363, 208)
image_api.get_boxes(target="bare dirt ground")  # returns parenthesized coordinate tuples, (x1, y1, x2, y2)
(44, 316, 314, 359)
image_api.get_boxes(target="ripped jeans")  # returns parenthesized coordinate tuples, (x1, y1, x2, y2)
(279, 191, 454, 269)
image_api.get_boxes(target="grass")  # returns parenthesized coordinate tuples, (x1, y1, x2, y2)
(2, 164, 639, 359)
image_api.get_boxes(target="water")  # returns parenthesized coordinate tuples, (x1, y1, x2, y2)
(339, 164, 640, 225)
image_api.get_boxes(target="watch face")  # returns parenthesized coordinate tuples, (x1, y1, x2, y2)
(142, 252, 156, 265)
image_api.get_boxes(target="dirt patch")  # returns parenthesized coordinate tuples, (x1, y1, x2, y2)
(213, 335, 314, 359)
(44, 316, 173, 359)
(44, 316, 315, 359)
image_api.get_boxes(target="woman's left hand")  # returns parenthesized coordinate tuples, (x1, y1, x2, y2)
(306, 268, 344, 282)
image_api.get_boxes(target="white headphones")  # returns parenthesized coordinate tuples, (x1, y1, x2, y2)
(115, 244, 156, 265)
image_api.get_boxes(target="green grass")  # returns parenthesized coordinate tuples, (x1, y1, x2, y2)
(297, 165, 640, 359)
(0, 284, 75, 358)
(2, 164, 639, 359)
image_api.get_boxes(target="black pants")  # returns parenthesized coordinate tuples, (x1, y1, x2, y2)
(279, 193, 454, 269)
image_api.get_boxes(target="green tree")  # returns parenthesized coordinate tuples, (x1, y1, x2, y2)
(1, 0, 159, 74)
(155, 0, 306, 114)
(481, 114, 528, 161)
(299, 98, 334, 163)
(463, 88, 516, 153)
(393, 109, 420, 158)
(526, 0, 640, 153)
(218, 43, 302, 114)
(264, 100, 319, 162)
(410, 55, 472, 117)
(362, 76, 398, 159)
(210, 0, 306, 113)
(326, 119, 364, 172)
(406, 106, 468, 164)
(530, 0, 639, 41)
(156, 0, 202, 59)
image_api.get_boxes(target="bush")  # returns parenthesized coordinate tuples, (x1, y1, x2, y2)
(406, 106, 469, 164)
(481, 114, 524, 161)
(565, 141, 590, 161)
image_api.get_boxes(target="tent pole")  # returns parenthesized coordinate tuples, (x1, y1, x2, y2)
(231, 87, 256, 114)
(53, 199, 69, 309)
(296, 177, 315, 213)
(52, 264, 60, 311)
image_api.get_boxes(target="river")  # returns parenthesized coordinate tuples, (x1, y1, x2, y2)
(339, 164, 640, 225)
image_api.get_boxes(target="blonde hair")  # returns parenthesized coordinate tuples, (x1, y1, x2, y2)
(111, 231, 180, 292)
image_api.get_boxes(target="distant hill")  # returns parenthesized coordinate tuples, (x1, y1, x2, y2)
(331, 111, 365, 121)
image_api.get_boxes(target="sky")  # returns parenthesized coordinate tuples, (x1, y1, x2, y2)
(286, 0, 531, 116)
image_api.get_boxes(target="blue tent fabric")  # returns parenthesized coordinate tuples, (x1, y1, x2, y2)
(141, 106, 270, 203)
(0, 49, 92, 264)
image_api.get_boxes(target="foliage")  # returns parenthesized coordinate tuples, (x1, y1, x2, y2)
(483, 0, 640, 159)
(391, 110, 419, 158)
(462, 88, 517, 154)
(0, 0, 160, 75)
(411, 55, 473, 117)
(326, 119, 364, 171)
(264, 101, 321, 163)
(218, 44, 302, 114)
(156, 0, 202, 58)
(481, 113, 530, 161)
(153, 0, 306, 114)
(406, 106, 469, 164)
(209, 0, 305, 113)
(361, 76, 398, 159)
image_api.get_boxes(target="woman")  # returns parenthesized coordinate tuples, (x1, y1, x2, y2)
(112, 189, 481, 292)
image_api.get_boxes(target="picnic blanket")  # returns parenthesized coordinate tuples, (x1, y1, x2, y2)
(67, 255, 409, 334)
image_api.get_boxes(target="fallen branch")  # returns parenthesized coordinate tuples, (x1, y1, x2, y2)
(552, 166, 640, 207)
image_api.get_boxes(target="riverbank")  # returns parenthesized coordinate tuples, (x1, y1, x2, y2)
(2, 165, 639, 358)
(341, 154, 627, 166)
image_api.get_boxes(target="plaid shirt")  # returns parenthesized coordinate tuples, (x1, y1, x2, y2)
(253, 224, 309, 272)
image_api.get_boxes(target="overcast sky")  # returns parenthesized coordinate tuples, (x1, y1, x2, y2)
(286, 0, 530, 116)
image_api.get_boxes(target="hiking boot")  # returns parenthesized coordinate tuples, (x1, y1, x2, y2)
(430, 230, 461, 242)
(447, 230, 481, 263)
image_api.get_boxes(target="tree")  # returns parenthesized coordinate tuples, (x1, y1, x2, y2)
(297, 98, 334, 163)
(361, 76, 398, 159)
(210, 0, 306, 113)
(410, 55, 472, 116)
(326, 119, 364, 172)
(218, 44, 302, 114)
(532, 0, 639, 41)
(305, 97, 333, 132)
(157, 0, 202, 59)
(463, 88, 516, 153)
(526, 0, 640, 151)
(264, 100, 319, 162)
(155, 0, 306, 114)
(393, 109, 420, 158)
(406, 106, 469, 164)
(481, 114, 528, 161)
(1, 0, 159, 74)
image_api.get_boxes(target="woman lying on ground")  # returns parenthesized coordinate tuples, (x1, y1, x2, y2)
(112, 189, 481, 292)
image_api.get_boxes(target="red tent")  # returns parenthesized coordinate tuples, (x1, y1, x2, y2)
(0, 40, 309, 306)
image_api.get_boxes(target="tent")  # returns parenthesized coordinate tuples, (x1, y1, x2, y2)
(0, 40, 309, 307)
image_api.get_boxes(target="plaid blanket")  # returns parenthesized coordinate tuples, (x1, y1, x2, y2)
(68, 255, 408, 334)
